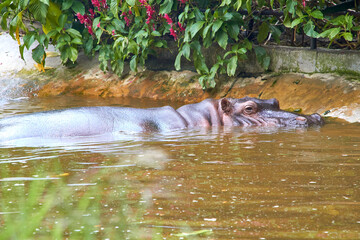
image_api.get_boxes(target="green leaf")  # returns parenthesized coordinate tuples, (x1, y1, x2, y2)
(84, 38, 94, 55)
(257, 21, 269, 43)
(159, 0, 173, 14)
(1, 11, 9, 30)
(40, 0, 49, 5)
(128, 40, 138, 54)
(19, 45, 25, 61)
(58, 14, 67, 28)
(286, 0, 297, 15)
(254, 46, 269, 70)
(352, 26, 360, 31)
(283, 14, 291, 28)
(227, 22, 240, 40)
(220, 0, 231, 7)
(342, 32, 353, 41)
(71, 1, 85, 15)
(130, 55, 137, 72)
(68, 47, 78, 62)
(234, 0, 242, 11)
(216, 30, 228, 49)
(270, 25, 281, 43)
(112, 18, 125, 32)
(71, 38, 82, 45)
(189, 21, 205, 38)
(175, 52, 182, 70)
(227, 55, 238, 76)
(110, 0, 119, 18)
(60, 46, 69, 63)
(212, 20, 223, 37)
(194, 8, 205, 21)
(32, 44, 45, 64)
(66, 28, 82, 38)
(246, 0, 252, 13)
(62, 0, 73, 10)
(193, 50, 208, 74)
(126, 0, 136, 7)
(151, 31, 161, 36)
(310, 10, 323, 19)
(303, 20, 318, 38)
(291, 18, 303, 28)
(182, 43, 191, 60)
(202, 23, 213, 39)
(29, 1, 49, 24)
(23, 33, 36, 49)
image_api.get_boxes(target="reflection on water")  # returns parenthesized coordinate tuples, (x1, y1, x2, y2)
(0, 96, 359, 239)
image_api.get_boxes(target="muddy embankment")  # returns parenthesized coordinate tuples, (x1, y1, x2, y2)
(1, 33, 359, 123)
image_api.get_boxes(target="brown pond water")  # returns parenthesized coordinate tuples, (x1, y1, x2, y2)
(0, 96, 359, 239)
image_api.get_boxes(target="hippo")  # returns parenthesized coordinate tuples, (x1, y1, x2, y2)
(0, 97, 324, 141)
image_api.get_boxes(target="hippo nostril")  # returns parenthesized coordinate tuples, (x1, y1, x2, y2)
(296, 116, 307, 124)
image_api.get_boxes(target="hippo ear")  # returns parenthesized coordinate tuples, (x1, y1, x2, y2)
(221, 98, 233, 114)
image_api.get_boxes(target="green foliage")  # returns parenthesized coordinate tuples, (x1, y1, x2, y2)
(1, 0, 359, 88)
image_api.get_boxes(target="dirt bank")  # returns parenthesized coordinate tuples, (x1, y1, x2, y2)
(1, 33, 359, 123)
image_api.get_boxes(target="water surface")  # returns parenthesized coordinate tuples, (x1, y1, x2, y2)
(0, 96, 359, 239)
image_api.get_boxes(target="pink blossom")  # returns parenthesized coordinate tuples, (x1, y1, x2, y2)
(101, 0, 108, 9)
(91, 0, 101, 10)
(163, 14, 173, 25)
(88, 26, 94, 35)
(129, 10, 133, 15)
(139, 0, 147, 6)
(302, 0, 306, 7)
(146, 5, 155, 25)
(178, 0, 188, 3)
(122, 12, 131, 26)
(169, 27, 177, 40)
(124, 16, 130, 26)
(77, 13, 94, 35)
(76, 13, 85, 24)
(112, 30, 115, 35)
(178, 22, 185, 32)
(97, 22, 101, 28)
(89, 9, 95, 18)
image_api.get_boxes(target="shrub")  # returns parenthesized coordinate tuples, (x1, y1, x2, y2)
(1, 0, 359, 88)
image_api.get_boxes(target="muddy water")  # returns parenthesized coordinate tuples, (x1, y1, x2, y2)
(0, 96, 359, 239)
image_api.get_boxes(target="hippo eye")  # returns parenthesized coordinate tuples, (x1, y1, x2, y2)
(244, 105, 255, 114)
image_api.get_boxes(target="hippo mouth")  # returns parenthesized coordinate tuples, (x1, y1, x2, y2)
(233, 113, 324, 128)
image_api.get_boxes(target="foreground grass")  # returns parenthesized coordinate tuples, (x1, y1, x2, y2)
(0, 166, 160, 240)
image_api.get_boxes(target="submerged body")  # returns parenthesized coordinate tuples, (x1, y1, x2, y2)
(0, 97, 324, 141)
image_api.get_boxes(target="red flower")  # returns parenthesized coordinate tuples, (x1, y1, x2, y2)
(91, 0, 101, 10)
(76, 13, 85, 24)
(178, 22, 185, 32)
(146, 5, 155, 25)
(302, 0, 306, 7)
(124, 16, 131, 26)
(169, 27, 177, 40)
(88, 26, 94, 35)
(77, 13, 94, 35)
(163, 14, 173, 25)
(89, 9, 95, 18)
(139, 0, 147, 6)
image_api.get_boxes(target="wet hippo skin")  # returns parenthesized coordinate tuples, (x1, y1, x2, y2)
(0, 97, 324, 140)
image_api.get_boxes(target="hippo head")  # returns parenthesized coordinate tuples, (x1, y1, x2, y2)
(220, 97, 324, 127)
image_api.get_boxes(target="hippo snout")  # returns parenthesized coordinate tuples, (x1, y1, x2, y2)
(308, 113, 325, 125)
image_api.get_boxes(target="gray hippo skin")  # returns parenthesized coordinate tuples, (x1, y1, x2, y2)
(0, 97, 324, 140)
